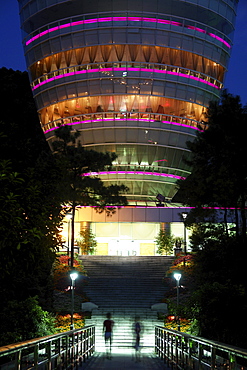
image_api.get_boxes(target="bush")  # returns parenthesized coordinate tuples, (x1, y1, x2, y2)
(0, 297, 55, 346)
(55, 313, 85, 333)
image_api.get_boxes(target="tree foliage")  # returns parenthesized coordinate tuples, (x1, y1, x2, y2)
(155, 229, 174, 255)
(52, 125, 128, 266)
(177, 91, 247, 240)
(76, 228, 97, 255)
(0, 297, 55, 346)
(188, 234, 247, 347)
(0, 68, 64, 343)
(175, 92, 247, 347)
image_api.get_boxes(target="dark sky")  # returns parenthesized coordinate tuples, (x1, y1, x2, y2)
(1, 0, 247, 104)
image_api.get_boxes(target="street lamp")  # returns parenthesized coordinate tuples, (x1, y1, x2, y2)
(181, 212, 188, 255)
(65, 213, 72, 257)
(70, 270, 79, 330)
(173, 272, 182, 331)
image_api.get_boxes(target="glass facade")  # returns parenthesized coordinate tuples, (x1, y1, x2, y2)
(18, 0, 238, 206)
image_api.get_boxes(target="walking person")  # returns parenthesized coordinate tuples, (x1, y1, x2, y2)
(103, 313, 114, 359)
(134, 316, 141, 362)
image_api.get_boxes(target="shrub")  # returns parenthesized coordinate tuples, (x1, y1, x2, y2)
(55, 313, 85, 333)
(0, 297, 55, 346)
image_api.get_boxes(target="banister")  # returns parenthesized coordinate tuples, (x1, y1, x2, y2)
(155, 325, 247, 369)
(0, 325, 95, 370)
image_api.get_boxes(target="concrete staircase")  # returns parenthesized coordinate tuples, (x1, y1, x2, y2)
(79, 256, 173, 351)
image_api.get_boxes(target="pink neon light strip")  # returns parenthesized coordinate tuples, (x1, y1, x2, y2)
(74, 205, 244, 210)
(82, 170, 184, 180)
(32, 67, 220, 91)
(44, 117, 203, 135)
(26, 16, 231, 49)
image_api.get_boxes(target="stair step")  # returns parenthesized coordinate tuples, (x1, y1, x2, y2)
(79, 256, 173, 349)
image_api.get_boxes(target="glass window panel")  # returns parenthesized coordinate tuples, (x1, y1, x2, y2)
(66, 84, 76, 98)
(141, 30, 155, 45)
(85, 31, 98, 46)
(89, 80, 101, 94)
(140, 84, 152, 95)
(128, 32, 141, 43)
(133, 223, 157, 239)
(56, 86, 67, 101)
(113, 31, 127, 44)
(50, 39, 61, 54)
(164, 82, 176, 97)
(41, 42, 51, 55)
(61, 35, 73, 50)
(114, 84, 127, 94)
(193, 40, 203, 54)
(155, 31, 169, 47)
(40, 90, 50, 106)
(169, 35, 182, 48)
(176, 86, 186, 99)
(73, 34, 85, 48)
(30, 1, 38, 13)
(115, 128, 126, 142)
(99, 30, 112, 44)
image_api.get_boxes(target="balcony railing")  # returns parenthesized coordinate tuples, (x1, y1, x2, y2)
(155, 325, 247, 369)
(42, 111, 203, 134)
(0, 325, 95, 370)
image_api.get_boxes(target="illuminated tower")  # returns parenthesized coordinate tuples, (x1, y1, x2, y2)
(18, 1, 238, 257)
(18, 0, 237, 207)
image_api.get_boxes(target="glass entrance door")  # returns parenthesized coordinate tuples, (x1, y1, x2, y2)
(108, 240, 139, 256)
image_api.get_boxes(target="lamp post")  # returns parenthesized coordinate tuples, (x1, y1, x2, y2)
(70, 271, 79, 330)
(65, 213, 72, 257)
(173, 272, 182, 331)
(181, 212, 188, 255)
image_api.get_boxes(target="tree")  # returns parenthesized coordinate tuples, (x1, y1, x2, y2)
(0, 68, 64, 340)
(188, 234, 247, 347)
(177, 91, 247, 241)
(174, 91, 247, 347)
(155, 229, 174, 255)
(76, 228, 97, 255)
(52, 125, 128, 267)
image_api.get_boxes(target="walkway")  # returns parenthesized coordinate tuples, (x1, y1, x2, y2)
(81, 349, 169, 369)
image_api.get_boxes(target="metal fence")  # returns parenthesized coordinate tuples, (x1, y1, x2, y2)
(155, 325, 247, 369)
(0, 325, 95, 370)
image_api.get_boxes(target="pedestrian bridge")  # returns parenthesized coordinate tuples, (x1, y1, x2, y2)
(1, 325, 247, 369)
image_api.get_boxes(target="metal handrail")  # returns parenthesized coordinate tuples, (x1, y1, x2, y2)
(155, 325, 247, 369)
(0, 325, 95, 370)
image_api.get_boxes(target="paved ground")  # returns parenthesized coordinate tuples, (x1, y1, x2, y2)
(81, 349, 170, 369)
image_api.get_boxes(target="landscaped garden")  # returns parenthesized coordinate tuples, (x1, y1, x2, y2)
(53, 254, 89, 333)
(162, 253, 197, 334)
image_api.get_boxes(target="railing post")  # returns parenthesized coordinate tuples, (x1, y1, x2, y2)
(34, 344, 39, 369)
(198, 343, 203, 370)
(46, 341, 52, 370)
(15, 349, 21, 370)
(229, 352, 237, 370)
(211, 346, 216, 369)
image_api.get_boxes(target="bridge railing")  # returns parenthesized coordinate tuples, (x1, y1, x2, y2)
(155, 325, 247, 369)
(0, 325, 95, 370)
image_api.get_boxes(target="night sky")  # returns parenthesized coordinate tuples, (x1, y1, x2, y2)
(1, 0, 247, 104)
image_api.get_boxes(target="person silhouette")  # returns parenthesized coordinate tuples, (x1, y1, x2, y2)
(103, 313, 114, 359)
(133, 316, 141, 362)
